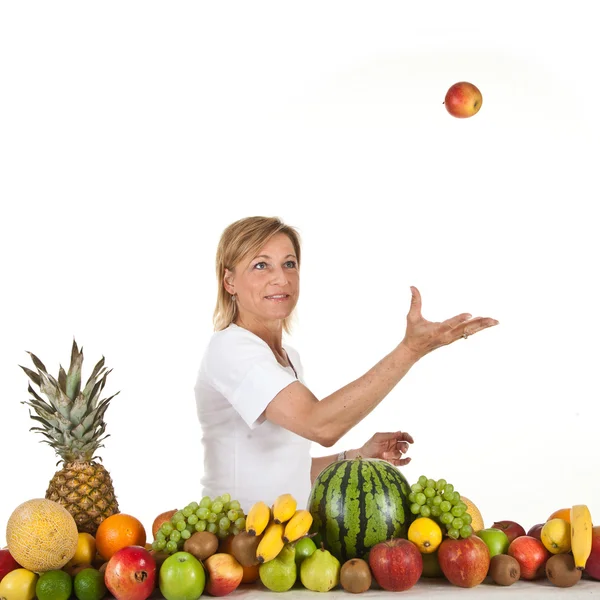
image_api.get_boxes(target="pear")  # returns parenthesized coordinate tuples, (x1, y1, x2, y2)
(300, 545, 341, 592)
(259, 543, 297, 592)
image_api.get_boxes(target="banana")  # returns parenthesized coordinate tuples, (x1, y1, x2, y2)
(571, 504, 593, 569)
(273, 493, 297, 524)
(283, 509, 313, 543)
(246, 501, 271, 536)
(256, 522, 285, 563)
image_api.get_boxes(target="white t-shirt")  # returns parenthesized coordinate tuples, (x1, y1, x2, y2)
(194, 323, 313, 513)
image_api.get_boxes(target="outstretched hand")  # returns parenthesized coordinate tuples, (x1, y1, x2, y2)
(359, 431, 414, 466)
(401, 286, 499, 360)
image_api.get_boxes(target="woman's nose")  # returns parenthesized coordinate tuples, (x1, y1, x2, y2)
(271, 266, 289, 284)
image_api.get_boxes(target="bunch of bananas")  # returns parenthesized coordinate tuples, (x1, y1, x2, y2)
(245, 493, 313, 563)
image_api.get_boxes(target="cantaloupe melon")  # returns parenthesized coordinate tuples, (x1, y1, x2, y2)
(6, 498, 78, 572)
(461, 495, 485, 532)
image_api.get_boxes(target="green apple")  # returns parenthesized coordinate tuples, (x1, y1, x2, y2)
(159, 551, 205, 600)
(476, 528, 510, 557)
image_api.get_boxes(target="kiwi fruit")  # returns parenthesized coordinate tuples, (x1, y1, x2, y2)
(340, 558, 372, 594)
(489, 554, 520, 586)
(231, 531, 261, 567)
(183, 531, 219, 561)
(545, 553, 582, 587)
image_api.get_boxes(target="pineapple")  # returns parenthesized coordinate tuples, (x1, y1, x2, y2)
(20, 339, 120, 535)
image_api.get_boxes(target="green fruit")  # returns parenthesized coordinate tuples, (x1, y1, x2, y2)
(36, 570, 72, 600)
(295, 537, 317, 566)
(421, 550, 444, 578)
(259, 544, 296, 592)
(307, 457, 413, 562)
(300, 547, 340, 592)
(73, 568, 107, 600)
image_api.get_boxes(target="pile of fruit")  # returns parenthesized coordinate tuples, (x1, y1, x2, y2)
(2, 341, 600, 598)
(2, 488, 600, 600)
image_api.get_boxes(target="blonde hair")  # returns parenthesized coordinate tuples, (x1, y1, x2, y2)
(213, 216, 302, 334)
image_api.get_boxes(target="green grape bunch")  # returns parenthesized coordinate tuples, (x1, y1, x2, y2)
(409, 475, 473, 540)
(152, 493, 247, 554)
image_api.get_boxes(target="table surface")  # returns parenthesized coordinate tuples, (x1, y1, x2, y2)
(140, 577, 600, 599)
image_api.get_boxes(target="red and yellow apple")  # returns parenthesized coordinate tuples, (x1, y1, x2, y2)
(508, 536, 550, 580)
(368, 538, 422, 592)
(444, 82, 483, 118)
(152, 510, 177, 538)
(204, 553, 243, 596)
(438, 535, 490, 588)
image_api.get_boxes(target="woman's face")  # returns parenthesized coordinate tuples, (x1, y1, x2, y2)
(225, 233, 300, 325)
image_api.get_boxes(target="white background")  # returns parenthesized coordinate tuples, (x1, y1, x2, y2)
(1, 1, 598, 547)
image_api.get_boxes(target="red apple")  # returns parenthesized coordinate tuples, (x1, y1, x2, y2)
(368, 538, 422, 592)
(491, 520, 526, 544)
(508, 536, 550, 580)
(584, 525, 600, 580)
(438, 535, 490, 588)
(151, 509, 177, 538)
(444, 82, 482, 118)
(105, 545, 156, 600)
(527, 523, 544, 542)
(0, 549, 22, 583)
(204, 553, 243, 596)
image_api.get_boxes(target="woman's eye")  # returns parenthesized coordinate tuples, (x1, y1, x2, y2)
(285, 261, 297, 268)
(254, 262, 267, 270)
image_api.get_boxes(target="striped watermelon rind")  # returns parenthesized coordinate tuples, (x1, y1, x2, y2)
(307, 457, 413, 563)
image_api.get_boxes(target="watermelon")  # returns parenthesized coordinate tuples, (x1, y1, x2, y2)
(307, 457, 413, 562)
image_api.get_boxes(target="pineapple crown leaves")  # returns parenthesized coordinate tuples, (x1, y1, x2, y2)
(19, 338, 120, 462)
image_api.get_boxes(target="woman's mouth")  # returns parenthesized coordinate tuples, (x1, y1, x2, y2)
(265, 294, 290, 302)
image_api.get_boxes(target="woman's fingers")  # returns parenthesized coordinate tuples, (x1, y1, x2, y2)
(373, 431, 414, 444)
(444, 313, 473, 331)
(407, 286, 423, 322)
(460, 316, 500, 339)
(397, 441, 410, 454)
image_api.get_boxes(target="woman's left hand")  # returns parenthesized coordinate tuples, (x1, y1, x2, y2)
(357, 431, 414, 466)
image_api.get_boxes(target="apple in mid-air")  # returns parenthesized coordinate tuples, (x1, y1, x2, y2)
(444, 82, 483, 118)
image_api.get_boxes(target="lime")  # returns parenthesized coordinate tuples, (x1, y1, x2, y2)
(73, 568, 107, 600)
(295, 537, 317, 566)
(36, 570, 72, 600)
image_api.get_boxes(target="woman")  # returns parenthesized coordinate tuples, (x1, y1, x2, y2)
(194, 216, 498, 513)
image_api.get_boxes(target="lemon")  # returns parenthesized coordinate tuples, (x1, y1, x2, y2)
(408, 517, 443, 554)
(541, 518, 571, 554)
(73, 568, 107, 600)
(36, 570, 72, 600)
(65, 533, 96, 568)
(0, 568, 38, 600)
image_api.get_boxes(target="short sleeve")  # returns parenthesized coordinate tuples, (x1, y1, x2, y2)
(204, 329, 299, 429)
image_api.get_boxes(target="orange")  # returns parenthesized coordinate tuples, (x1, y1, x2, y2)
(241, 563, 260, 584)
(548, 508, 571, 523)
(95, 514, 146, 560)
